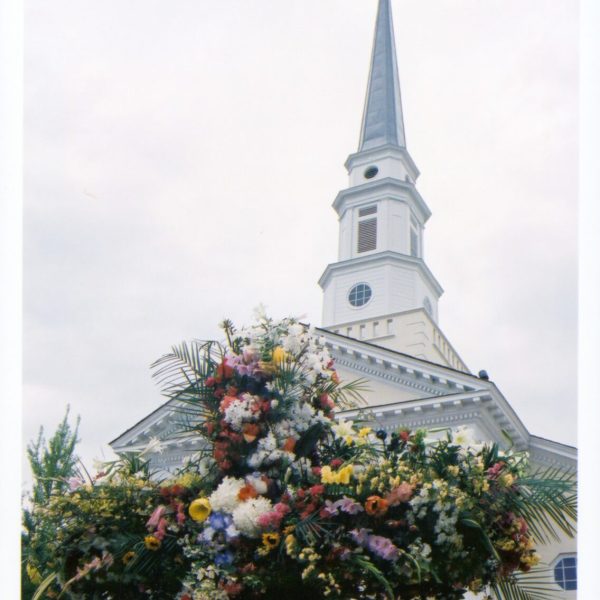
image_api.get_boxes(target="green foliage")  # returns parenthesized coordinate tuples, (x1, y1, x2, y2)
(22, 407, 80, 599)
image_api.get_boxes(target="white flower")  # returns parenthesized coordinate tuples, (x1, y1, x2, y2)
(252, 303, 268, 321)
(232, 496, 272, 537)
(223, 393, 260, 431)
(452, 426, 483, 453)
(208, 477, 245, 513)
(332, 419, 355, 440)
(139, 436, 164, 456)
(245, 473, 268, 495)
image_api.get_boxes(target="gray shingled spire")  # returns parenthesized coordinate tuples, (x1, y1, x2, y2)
(358, 0, 406, 151)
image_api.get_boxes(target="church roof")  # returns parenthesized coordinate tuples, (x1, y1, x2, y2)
(110, 329, 576, 473)
(358, 0, 407, 151)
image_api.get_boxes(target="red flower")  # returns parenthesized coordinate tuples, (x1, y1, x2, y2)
(215, 360, 235, 381)
(399, 430, 410, 442)
(223, 582, 243, 596)
(330, 458, 343, 469)
(219, 395, 238, 413)
(205, 377, 216, 387)
(310, 484, 325, 497)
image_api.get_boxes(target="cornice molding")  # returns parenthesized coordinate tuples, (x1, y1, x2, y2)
(318, 250, 443, 296)
(332, 177, 430, 223)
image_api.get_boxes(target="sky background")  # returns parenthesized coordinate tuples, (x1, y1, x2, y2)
(23, 0, 578, 483)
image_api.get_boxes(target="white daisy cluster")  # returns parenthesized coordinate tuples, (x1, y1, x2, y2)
(248, 432, 293, 469)
(222, 393, 261, 431)
(238, 314, 333, 386)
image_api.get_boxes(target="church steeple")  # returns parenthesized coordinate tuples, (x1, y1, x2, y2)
(359, 0, 406, 151)
(319, 0, 456, 368)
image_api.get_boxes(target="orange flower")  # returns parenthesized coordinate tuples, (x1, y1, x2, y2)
(238, 483, 258, 501)
(242, 423, 261, 443)
(283, 437, 297, 452)
(365, 495, 389, 517)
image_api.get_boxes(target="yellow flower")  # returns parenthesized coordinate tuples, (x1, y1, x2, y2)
(122, 551, 136, 565)
(358, 427, 372, 438)
(521, 552, 541, 567)
(285, 534, 299, 558)
(26, 563, 42, 585)
(337, 465, 353, 485)
(144, 535, 161, 551)
(271, 346, 288, 364)
(189, 497, 211, 522)
(447, 465, 459, 476)
(320, 466, 335, 484)
(321, 464, 353, 485)
(262, 532, 280, 550)
(500, 473, 515, 487)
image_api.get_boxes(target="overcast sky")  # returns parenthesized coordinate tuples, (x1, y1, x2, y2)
(23, 0, 578, 482)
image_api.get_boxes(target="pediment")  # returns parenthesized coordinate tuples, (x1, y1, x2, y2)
(111, 329, 576, 475)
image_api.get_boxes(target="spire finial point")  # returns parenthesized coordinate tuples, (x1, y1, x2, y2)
(358, 0, 406, 151)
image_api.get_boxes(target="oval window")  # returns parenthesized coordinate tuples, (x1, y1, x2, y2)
(364, 166, 379, 179)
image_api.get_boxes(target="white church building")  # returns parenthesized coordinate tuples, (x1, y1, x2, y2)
(111, 0, 577, 595)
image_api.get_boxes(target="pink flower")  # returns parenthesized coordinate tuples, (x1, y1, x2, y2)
(176, 502, 186, 525)
(146, 505, 166, 530)
(68, 476, 85, 492)
(274, 503, 291, 516)
(155, 517, 168, 541)
(385, 482, 414, 506)
(487, 462, 505, 479)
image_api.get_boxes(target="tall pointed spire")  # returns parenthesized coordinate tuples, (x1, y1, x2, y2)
(358, 0, 406, 151)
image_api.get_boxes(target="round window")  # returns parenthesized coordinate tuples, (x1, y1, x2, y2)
(348, 283, 372, 307)
(364, 166, 379, 179)
(554, 556, 577, 591)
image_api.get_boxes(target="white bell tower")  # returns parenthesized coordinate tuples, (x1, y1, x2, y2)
(320, 0, 467, 371)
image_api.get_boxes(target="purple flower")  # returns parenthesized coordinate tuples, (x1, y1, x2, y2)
(335, 497, 364, 515)
(350, 528, 371, 546)
(367, 535, 399, 561)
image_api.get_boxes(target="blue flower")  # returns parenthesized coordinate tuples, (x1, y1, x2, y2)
(214, 550, 234, 567)
(208, 511, 232, 531)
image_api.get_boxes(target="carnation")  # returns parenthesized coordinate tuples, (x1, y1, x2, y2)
(232, 496, 273, 537)
(208, 477, 245, 513)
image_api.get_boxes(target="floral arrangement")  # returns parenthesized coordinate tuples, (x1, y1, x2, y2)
(30, 314, 576, 600)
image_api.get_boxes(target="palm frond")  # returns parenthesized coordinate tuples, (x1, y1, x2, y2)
(352, 555, 394, 600)
(151, 339, 222, 396)
(493, 568, 563, 600)
(32, 573, 58, 600)
(511, 466, 577, 543)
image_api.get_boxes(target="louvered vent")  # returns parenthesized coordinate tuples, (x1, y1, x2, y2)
(358, 218, 377, 253)
(359, 205, 377, 217)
